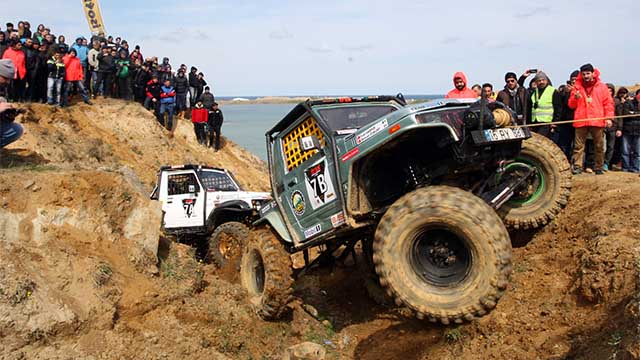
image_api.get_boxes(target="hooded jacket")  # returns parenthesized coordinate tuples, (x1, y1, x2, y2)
(568, 69, 614, 128)
(445, 72, 477, 99)
(2, 47, 26, 79)
(62, 54, 84, 81)
(191, 104, 208, 124)
(71, 40, 89, 65)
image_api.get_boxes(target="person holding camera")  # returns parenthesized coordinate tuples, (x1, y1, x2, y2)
(0, 59, 24, 148)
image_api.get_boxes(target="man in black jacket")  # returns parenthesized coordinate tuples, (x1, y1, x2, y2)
(96, 46, 115, 97)
(201, 86, 215, 109)
(556, 71, 579, 162)
(144, 75, 162, 120)
(496, 72, 528, 124)
(208, 102, 223, 150)
(188, 66, 197, 107)
(174, 70, 189, 118)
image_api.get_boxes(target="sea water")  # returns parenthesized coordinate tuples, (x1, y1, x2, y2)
(220, 95, 443, 160)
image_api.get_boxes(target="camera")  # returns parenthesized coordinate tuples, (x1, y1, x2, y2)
(0, 107, 26, 123)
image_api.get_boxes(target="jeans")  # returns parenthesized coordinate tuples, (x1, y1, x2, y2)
(621, 134, 640, 173)
(0, 122, 24, 147)
(47, 77, 64, 104)
(159, 103, 175, 130)
(91, 70, 101, 95)
(573, 126, 605, 171)
(62, 80, 90, 106)
(189, 86, 197, 107)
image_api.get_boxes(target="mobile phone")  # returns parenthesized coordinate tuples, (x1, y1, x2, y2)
(529, 69, 538, 73)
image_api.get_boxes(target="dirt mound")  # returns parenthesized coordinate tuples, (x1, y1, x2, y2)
(1, 100, 638, 359)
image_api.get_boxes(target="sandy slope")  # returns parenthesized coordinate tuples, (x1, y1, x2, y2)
(0, 99, 638, 359)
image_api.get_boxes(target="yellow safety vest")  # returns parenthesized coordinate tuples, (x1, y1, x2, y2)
(531, 85, 555, 123)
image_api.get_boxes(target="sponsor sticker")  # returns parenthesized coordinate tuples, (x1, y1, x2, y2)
(330, 212, 346, 228)
(260, 200, 275, 215)
(304, 224, 322, 239)
(356, 119, 388, 145)
(291, 190, 305, 216)
(304, 158, 337, 210)
(341, 147, 359, 162)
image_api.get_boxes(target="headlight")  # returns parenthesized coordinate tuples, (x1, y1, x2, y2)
(251, 200, 262, 211)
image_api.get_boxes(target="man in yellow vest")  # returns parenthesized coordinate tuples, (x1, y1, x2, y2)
(527, 71, 562, 141)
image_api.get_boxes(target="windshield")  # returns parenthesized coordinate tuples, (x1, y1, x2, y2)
(199, 170, 240, 192)
(317, 105, 397, 131)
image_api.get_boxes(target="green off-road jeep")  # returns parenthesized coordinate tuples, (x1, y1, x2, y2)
(240, 95, 571, 324)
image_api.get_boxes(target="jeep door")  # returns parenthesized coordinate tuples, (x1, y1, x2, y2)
(160, 171, 206, 229)
(273, 114, 343, 244)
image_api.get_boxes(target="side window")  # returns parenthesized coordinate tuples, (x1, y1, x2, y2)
(200, 171, 239, 192)
(167, 173, 200, 195)
(281, 116, 326, 172)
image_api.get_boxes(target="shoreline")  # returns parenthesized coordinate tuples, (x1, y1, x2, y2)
(217, 96, 434, 105)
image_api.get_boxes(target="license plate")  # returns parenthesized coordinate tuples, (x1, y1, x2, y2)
(484, 127, 526, 141)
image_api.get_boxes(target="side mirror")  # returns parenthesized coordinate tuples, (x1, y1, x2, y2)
(300, 135, 321, 152)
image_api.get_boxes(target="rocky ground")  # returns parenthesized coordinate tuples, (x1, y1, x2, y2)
(0, 99, 638, 359)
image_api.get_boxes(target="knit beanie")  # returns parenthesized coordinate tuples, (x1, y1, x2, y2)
(534, 71, 549, 82)
(580, 63, 594, 72)
(504, 72, 517, 82)
(0, 59, 15, 79)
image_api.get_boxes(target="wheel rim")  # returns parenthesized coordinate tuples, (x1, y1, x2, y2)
(503, 159, 545, 205)
(248, 250, 265, 294)
(410, 227, 472, 287)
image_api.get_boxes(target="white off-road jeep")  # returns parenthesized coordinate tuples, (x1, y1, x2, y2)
(150, 165, 271, 275)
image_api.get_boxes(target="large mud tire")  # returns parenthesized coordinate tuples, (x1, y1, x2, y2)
(240, 227, 293, 320)
(373, 186, 512, 325)
(206, 222, 249, 282)
(499, 132, 572, 230)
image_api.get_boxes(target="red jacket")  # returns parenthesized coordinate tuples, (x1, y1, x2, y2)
(2, 47, 26, 80)
(63, 54, 84, 81)
(568, 68, 614, 128)
(445, 71, 477, 99)
(191, 107, 208, 123)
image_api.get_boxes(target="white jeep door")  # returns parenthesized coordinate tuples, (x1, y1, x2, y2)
(160, 171, 206, 229)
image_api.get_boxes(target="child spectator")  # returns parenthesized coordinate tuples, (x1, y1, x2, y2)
(159, 79, 176, 131)
(61, 48, 91, 106)
(191, 100, 208, 145)
(115, 50, 131, 100)
(46, 50, 65, 106)
(208, 102, 224, 151)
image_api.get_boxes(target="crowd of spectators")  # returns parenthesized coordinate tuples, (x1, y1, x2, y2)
(446, 66, 640, 174)
(0, 19, 226, 148)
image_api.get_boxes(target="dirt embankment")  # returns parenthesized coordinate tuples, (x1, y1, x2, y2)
(0, 99, 638, 359)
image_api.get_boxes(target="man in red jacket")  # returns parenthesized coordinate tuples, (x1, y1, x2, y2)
(568, 63, 614, 175)
(445, 72, 477, 99)
(1, 39, 26, 102)
(61, 49, 91, 107)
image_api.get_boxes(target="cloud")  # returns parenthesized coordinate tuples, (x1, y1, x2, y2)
(341, 44, 373, 52)
(441, 36, 461, 45)
(514, 6, 552, 19)
(269, 29, 293, 40)
(483, 40, 518, 49)
(305, 45, 333, 53)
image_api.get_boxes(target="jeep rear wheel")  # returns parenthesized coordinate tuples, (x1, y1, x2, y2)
(240, 227, 293, 320)
(373, 186, 512, 324)
(206, 222, 249, 282)
(498, 132, 572, 230)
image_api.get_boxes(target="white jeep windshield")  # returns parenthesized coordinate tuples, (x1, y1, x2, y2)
(317, 105, 397, 131)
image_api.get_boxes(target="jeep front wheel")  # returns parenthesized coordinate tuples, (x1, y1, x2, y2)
(240, 227, 293, 320)
(206, 222, 249, 282)
(373, 186, 512, 325)
(498, 132, 572, 230)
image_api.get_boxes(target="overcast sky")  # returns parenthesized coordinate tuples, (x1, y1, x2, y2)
(4, 0, 638, 95)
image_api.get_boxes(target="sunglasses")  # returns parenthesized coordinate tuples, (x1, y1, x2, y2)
(506, 79, 516, 83)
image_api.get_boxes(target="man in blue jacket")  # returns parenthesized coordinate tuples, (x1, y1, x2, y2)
(159, 79, 176, 132)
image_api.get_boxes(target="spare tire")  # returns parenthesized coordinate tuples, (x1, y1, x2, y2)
(498, 132, 572, 230)
(373, 186, 512, 325)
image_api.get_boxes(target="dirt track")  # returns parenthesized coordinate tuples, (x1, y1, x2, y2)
(0, 99, 638, 359)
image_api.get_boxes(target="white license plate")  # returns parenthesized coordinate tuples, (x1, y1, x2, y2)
(484, 127, 526, 141)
